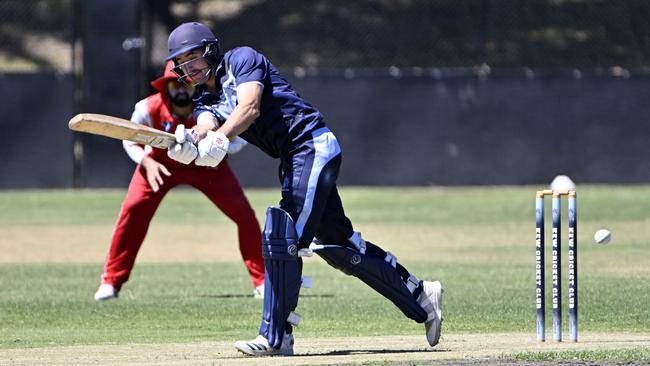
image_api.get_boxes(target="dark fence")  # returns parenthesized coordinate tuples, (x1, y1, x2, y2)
(0, 73, 74, 188)
(76, 0, 142, 188)
(226, 70, 650, 187)
(162, 0, 650, 69)
(1, 0, 650, 188)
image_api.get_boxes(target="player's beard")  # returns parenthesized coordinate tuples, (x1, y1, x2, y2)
(171, 92, 192, 107)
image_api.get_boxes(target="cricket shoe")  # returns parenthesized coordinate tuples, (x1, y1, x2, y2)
(234, 333, 294, 356)
(253, 284, 264, 299)
(417, 280, 443, 346)
(94, 284, 118, 301)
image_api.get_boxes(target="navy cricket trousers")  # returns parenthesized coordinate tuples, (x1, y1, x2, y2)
(278, 127, 355, 248)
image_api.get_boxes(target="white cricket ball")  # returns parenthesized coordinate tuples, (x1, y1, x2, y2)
(594, 229, 611, 244)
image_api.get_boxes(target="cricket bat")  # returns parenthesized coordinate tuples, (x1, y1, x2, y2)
(68, 113, 176, 149)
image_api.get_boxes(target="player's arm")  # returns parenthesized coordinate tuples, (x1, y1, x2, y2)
(190, 82, 262, 167)
(127, 100, 170, 191)
(217, 82, 262, 138)
(123, 100, 152, 164)
(194, 82, 262, 139)
(173, 48, 265, 167)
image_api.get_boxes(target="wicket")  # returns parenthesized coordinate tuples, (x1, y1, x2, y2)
(535, 189, 578, 342)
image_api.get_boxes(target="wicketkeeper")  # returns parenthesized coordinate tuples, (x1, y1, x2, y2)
(93, 61, 265, 301)
(164, 22, 443, 356)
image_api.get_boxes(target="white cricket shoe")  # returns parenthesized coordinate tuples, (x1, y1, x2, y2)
(94, 284, 118, 301)
(235, 333, 294, 356)
(417, 280, 443, 346)
(253, 284, 264, 299)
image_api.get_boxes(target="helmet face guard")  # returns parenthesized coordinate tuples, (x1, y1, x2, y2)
(166, 22, 221, 86)
(171, 47, 214, 86)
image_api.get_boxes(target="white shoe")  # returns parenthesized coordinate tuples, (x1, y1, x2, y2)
(253, 284, 264, 299)
(417, 280, 443, 346)
(94, 284, 118, 301)
(235, 333, 294, 356)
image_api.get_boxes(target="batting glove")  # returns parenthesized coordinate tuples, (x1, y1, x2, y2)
(167, 125, 199, 164)
(195, 130, 229, 167)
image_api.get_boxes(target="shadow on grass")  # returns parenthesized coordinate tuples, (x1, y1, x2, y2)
(225, 347, 448, 361)
(197, 294, 335, 299)
(306, 348, 449, 356)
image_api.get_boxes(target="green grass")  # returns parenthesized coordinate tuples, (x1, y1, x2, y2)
(508, 348, 650, 362)
(1, 185, 650, 362)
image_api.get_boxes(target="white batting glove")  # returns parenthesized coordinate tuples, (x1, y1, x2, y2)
(195, 130, 229, 167)
(167, 125, 198, 164)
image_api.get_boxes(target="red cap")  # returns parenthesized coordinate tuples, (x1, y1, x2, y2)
(150, 61, 177, 93)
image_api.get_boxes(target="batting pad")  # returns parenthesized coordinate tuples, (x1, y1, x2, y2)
(259, 207, 303, 349)
(315, 244, 427, 323)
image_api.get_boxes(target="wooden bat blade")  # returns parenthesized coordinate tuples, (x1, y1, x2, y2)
(68, 113, 176, 149)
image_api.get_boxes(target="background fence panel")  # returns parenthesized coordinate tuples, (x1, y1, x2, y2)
(1, 0, 649, 188)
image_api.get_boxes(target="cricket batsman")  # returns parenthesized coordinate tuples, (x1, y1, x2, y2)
(163, 22, 443, 356)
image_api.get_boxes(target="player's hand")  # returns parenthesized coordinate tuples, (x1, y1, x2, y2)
(195, 130, 229, 167)
(141, 156, 171, 193)
(167, 125, 198, 164)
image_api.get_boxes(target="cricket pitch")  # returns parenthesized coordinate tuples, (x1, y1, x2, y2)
(2, 332, 649, 365)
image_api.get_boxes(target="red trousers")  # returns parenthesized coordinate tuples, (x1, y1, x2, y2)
(100, 160, 264, 290)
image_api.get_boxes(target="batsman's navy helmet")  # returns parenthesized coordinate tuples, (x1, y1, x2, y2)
(165, 22, 220, 63)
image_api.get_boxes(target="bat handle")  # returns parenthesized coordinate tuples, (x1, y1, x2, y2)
(175, 124, 186, 143)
